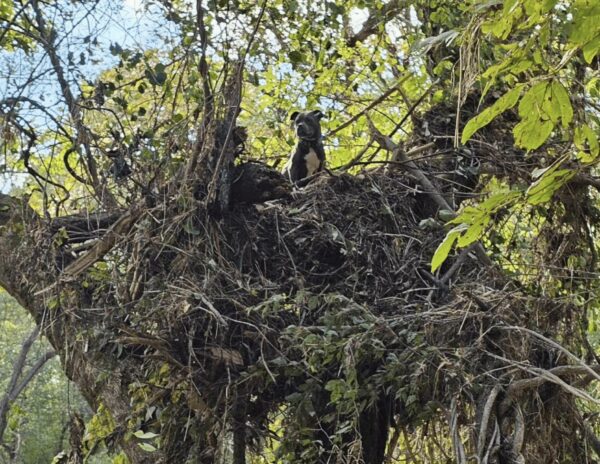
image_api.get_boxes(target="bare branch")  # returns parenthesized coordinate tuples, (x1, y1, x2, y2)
(0, 327, 55, 442)
(29, 0, 116, 208)
(61, 208, 141, 279)
(369, 122, 452, 211)
(328, 76, 409, 138)
(9, 350, 56, 404)
(507, 364, 600, 398)
(370, 122, 493, 267)
(337, 79, 439, 170)
(346, 1, 408, 47)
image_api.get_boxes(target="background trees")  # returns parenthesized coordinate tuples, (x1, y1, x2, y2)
(1, 0, 600, 463)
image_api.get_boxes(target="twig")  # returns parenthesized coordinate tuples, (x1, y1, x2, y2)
(370, 123, 452, 211)
(506, 364, 600, 397)
(383, 419, 403, 463)
(335, 79, 440, 170)
(369, 121, 493, 268)
(30, 0, 116, 207)
(205, 0, 269, 213)
(346, 0, 408, 47)
(502, 327, 600, 384)
(583, 420, 600, 457)
(0, 1, 32, 45)
(335, 137, 375, 170)
(511, 404, 524, 457)
(440, 244, 473, 286)
(0, 327, 55, 442)
(328, 76, 409, 138)
(186, 0, 214, 178)
(61, 208, 141, 279)
(477, 385, 500, 458)
(449, 398, 467, 464)
(338, 142, 436, 171)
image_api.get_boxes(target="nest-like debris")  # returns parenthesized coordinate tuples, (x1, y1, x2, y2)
(45, 164, 596, 463)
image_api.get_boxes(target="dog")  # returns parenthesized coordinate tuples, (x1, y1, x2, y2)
(283, 110, 326, 183)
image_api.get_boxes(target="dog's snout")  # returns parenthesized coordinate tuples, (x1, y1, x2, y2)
(296, 122, 313, 135)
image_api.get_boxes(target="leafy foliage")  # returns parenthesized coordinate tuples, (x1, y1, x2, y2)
(1, 0, 600, 462)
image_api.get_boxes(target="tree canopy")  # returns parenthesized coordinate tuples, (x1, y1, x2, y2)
(1, 0, 600, 463)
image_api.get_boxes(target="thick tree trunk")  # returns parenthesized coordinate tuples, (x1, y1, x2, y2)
(359, 396, 392, 464)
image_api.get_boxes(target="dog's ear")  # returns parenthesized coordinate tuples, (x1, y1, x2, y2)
(289, 111, 299, 122)
(311, 110, 325, 120)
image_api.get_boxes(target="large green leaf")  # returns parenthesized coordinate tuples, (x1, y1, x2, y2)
(575, 125, 600, 162)
(550, 81, 573, 128)
(583, 35, 600, 63)
(431, 226, 464, 273)
(513, 118, 553, 150)
(461, 85, 523, 144)
(526, 164, 574, 205)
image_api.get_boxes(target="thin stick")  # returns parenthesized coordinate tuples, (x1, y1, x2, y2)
(328, 76, 410, 138)
(369, 121, 493, 267)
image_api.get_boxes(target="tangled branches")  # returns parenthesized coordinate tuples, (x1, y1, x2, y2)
(30, 164, 598, 463)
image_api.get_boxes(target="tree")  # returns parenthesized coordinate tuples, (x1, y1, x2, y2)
(0, 293, 102, 464)
(0, 324, 56, 446)
(1, 0, 600, 463)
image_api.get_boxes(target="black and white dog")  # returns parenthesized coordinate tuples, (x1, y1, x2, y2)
(283, 110, 326, 183)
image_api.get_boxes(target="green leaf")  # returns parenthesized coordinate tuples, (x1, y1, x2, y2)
(138, 443, 157, 452)
(513, 118, 553, 150)
(524, 0, 557, 15)
(568, 2, 600, 48)
(456, 221, 485, 248)
(431, 226, 464, 273)
(444, 190, 520, 252)
(574, 125, 599, 162)
(288, 50, 304, 66)
(491, 16, 514, 39)
(511, 80, 572, 150)
(526, 166, 574, 205)
(518, 82, 548, 117)
(583, 34, 600, 63)
(325, 379, 347, 403)
(145, 63, 167, 86)
(133, 430, 159, 439)
(109, 42, 123, 56)
(449, 193, 514, 226)
(586, 77, 600, 98)
(550, 81, 572, 127)
(448, 205, 480, 224)
(461, 85, 523, 144)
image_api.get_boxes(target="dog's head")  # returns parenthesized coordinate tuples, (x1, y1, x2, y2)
(290, 110, 324, 141)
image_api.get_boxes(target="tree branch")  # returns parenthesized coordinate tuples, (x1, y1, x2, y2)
(370, 122, 453, 211)
(60, 207, 141, 279)
(337, 79, 439, 170)
(369, 121, 493, 267)
(0, 327, 53, 442)
(506, 364, 600, 398)
(9, 350, 56, 404)
(328, 76, 409, 138)
(29, 0, 116, 208)
(346, 1, 408, 47)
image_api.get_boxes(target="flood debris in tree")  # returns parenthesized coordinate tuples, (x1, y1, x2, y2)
(2, 142, 598, 463)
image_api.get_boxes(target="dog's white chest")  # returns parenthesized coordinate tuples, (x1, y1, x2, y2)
(305, 149, 321, 176)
